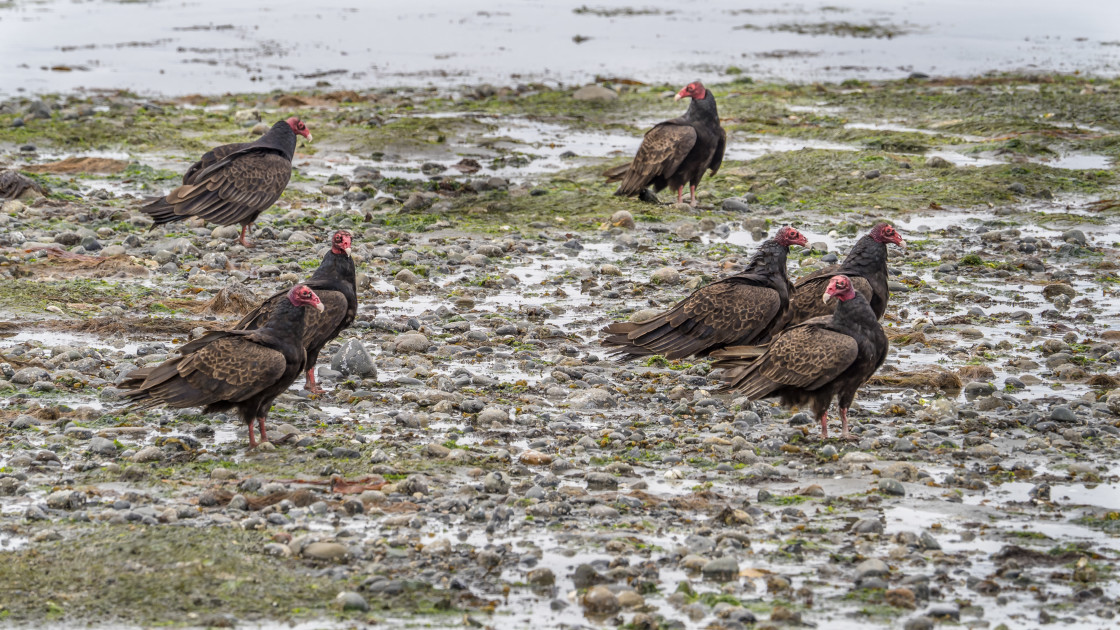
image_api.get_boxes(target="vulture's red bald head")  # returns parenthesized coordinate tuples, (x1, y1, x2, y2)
(286, 117, 312, 141)
(675, 81, 707, 102)
(331, 230, 353, 256)
(823, 275, 857, 303)
(871, 222, 905, 247)
(288, 284, 324, 312)
(775, 225, 809, 248)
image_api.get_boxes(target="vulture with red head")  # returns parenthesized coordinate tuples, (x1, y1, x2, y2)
(606, 81, 725, 206)
(786, 223, 905, 326)
(141, 117, 312, 247)
(712, 275, 889, 440)
(600, 226, 808, 361)
(233, 230, 357, 394)
(121, 285, 324, 448)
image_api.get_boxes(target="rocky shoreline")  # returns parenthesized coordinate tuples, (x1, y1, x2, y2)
(0, 75, 1118, 628)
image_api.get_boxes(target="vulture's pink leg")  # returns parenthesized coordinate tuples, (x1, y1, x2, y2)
(676, 186, 684, 205)
(247, 423, 257, 449)
(689, 185, 698, 206)
(305, 368, 325, 395)
(819, 411, 829, 440)
(257, 417, 269, 444)
(238, 224, 254, 248)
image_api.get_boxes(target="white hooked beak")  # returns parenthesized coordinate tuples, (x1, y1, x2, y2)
(314, 302, 325, 313)
(344, 247, 352, 256)
(674, 92, 684, 101)
(822, 292, 833, 304)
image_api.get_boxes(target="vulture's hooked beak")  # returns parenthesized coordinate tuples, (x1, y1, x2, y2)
(344, 247, 352, 256)
(822, 292, 833, 304)
(305, 133, 313, 143)
(314, 302, 325, 313)
(674, 93, 684, 101)
(897, 238, 907, 250)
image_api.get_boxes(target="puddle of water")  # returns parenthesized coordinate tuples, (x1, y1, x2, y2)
(1039, 153, 1113, 170)
(0, 330, 139, 355)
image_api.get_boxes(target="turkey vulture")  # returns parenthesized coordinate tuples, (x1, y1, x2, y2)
(233, 230, 357, 394)
(786, 223, 904, 326)
(606, 81, 726, 206)
(600, 226, 808, 361)
(712, 275, 889, 440)
(121, 284, 325, 448)
(140, 117, 312, 247)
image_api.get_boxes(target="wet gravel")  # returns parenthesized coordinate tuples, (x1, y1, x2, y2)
(1, 103, 1119, 629)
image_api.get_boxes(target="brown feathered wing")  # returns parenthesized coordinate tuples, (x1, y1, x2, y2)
(788, 270, 874, 325)
(613, 124, 697, 196)
(234, 289, 349, 357)
(602, 280, 781, 360)
(125, 335, 287, 409)
(712, 322, 858, 396)
(156, 152, 291, 226)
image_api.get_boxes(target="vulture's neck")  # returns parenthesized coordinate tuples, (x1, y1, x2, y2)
(256, 122, 298, 161)
(831, 292, 878, 331)
(263, 299, 308, 346)
(685, 92, 720, 126)
(743, 239, 789, 278)
(840, 235, 887, 276)
(309, 250, 356, 288)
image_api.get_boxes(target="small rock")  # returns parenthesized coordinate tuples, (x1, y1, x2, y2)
(395, 333, 430, 353)
(477, 407, 509, 424)
(572, 85, 618, 102)
(610, 210, 635, 229)
(879, 478, 906, 496)
(1050, 405, 1077, 422)
(330, 339, 377, 377)
(702, 557, 739, 582)
(721, 198, 751, 213)
(302, 542, 349, 562)
(650, 267, 680, 285)
(527, 567, 555, 586)
(334, 591, 369, 612)
(131, 446, 162, 462)
(581, 585, 620, 614)
(46, 490, 85, 510)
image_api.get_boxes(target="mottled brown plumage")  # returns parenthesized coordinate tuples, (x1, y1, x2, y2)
(786, 223, 904, 326)
(140, 118, 311, 247)
(601, 226, 808, 361)
(121, 285, 324, 448)
(713, 275, 889, 439)
(233, 231, 357, 394)
(609, 81, 725, 206)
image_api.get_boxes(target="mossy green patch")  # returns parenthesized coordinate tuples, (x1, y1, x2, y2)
(0, 526, 343, 625)
(0, 278, 153, 314)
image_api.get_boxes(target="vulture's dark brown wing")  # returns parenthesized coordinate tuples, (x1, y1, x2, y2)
(614, 124, 697, 196)
(713, 322, 858, 397)
(788, 269, 874, 325)
(183, 142, 253, 185)
(128, 336, 287, 409)
(155, 152, 291, 226)
(709, 127, 726, 176)
(601, 280, 781, 360)
(233, 292, 284, 331)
